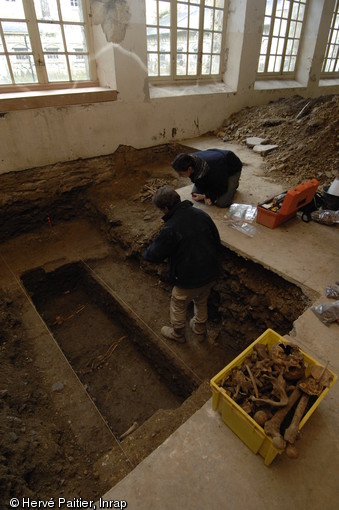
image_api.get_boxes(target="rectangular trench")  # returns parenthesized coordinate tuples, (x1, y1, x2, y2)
(21, 261, 199, 438)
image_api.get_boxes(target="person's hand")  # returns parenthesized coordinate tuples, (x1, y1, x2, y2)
(204, 197, 212, 206)
(191, 193, 205, 202)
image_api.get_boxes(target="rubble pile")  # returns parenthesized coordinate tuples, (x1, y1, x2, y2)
(216, 94, 339, 188)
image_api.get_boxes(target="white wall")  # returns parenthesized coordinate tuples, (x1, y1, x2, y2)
(0, 0, 338, 174)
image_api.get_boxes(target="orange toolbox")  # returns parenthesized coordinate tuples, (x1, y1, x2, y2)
(256, 179, 319, 229)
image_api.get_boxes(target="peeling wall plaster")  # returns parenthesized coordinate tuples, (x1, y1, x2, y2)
(91, 0, 131, 43)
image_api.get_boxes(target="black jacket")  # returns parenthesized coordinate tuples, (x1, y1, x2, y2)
(191, 149, 242, 203)
(144, 200, 222, 288)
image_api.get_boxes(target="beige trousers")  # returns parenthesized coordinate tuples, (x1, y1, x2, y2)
(170, 282, 214, 331)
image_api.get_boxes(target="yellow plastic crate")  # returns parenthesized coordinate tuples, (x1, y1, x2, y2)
(210, 328, 337, 466)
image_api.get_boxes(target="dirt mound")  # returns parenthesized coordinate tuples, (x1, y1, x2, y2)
(216, 94, 339, 188)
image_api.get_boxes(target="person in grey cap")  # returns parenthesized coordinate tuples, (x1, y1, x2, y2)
(144, 185, 221, 343)
(172, 148, 242, 207)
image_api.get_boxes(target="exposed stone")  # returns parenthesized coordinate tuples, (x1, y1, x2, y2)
(245, 137, 267, 148)
(253, 144, 279, 155)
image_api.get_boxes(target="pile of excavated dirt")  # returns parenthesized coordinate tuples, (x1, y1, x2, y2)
(216, 94, 339, 188)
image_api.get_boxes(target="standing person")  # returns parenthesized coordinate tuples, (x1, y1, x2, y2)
(171, 148, 242, 208)
(144, 185, 222, 343)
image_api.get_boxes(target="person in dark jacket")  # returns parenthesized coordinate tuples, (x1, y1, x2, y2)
(172, 148, 242, 207)
(144, 185, 221, 343)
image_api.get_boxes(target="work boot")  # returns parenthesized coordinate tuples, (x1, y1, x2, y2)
(161, 326, 186, 343)
(189, 318, 207, 341)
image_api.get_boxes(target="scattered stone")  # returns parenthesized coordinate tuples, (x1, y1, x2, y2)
(52, 381, 64, 392)
(253, 144, 279, 155)
(261, 118, 285, 126)
(245, 137, 267, 148)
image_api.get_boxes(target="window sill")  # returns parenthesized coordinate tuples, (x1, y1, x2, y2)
(319, 78, 339, 88)
(0, 87, 118, 112)
(254, 79, 304, 91)
(149, 81, 234, 99)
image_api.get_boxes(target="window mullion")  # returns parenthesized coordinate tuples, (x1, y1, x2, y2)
(197, 0, 204, 75)
(172, 1, 176, 78)
(264, 0, 278, 73)
(22, 0, 48, 83)
(56, 0, 72, 81)
(279, 0, 294, 75)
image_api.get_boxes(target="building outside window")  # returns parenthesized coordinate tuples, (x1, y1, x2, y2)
(257, 0, 307, 78)
(0, 0, 96, 88)
(321, 0, 339, 76)
(146, 0, 226, 81)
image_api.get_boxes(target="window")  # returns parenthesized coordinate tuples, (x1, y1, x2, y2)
(257, 0, 307, 77)
(321, 0, 339, 76)
(146, 0, 226, 81)
(0, 0, 96, 89)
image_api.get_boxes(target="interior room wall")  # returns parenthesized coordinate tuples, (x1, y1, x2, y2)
(0, 0, 338, 175)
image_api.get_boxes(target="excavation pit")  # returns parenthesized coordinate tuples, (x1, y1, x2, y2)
(21, 261, 198, 438)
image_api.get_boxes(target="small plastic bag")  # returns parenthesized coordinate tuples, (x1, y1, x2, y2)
(311, 210, 339, 225)
(226, 204, 257, 222)
(226, 220, 258, 237)
(311, 301, 339, 325)
(326, 283, 339, 300)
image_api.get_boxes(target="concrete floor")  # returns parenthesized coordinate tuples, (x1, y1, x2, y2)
(1, 135, 338, 509)
(101, 136, 339, 510)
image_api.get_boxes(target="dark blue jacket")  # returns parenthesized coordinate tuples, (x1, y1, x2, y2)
(191, 149, 242, 202)
(144, 200, 221, 289)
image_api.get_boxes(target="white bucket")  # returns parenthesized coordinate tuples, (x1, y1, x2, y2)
(328, 177, 339, 197)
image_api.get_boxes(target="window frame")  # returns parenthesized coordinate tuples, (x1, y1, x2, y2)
(146, 0, 227, 84)
(0, 0, 98, 92)
(321, 0, 339, 78)
(256, 0, 308, 80)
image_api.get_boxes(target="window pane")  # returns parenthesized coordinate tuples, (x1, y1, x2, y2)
(273, 18, 280, 36)
(188, 30, 198, 52)
(177, 29, 188, 52)
(159, 1, 170, 26)
(268, 55, 275, 72)
(146, 0, 158, 25)
(204, 8, 213, 31)
(69, 53, 90, 80)
(215, 0, 224, 7)
(45, 53, 69, 81)
(9, 54, 37, 83)
(201, 54, 210, 74)
(263, 16, 271, 35)
(3, 22, 32, 52)
(258, 55, 266, 72)
(283, 55, 290, 71)
(159, 28, 170, 51)
(211, 54, 220, 73)
(189, 5, 199, 29)
(203, 31, 212, 53)
(265, 0, 273, 16)
(33, 0, 59, 21)
(176, 53, 187, 75)
(159, 52, 170, 75)
(214, 9, 223, 31)
(277, 37, 284, 54)
(260, 37, 269, 54)
(274, 55, 281, 71)
(64, 25, 87, 52)
(283, 0, 291, 17)
(0, 0, 25, 19)
(148, 53, 158, 75)
(271, 37, 278, 54)
(38, 23, 65, 52)
(289, 20, 296, 37)
(177, 4, 188, 28)
(213, 32, 221, 52)
(0, 36, 3, 51)
(205, 0, 214, 6)
(188, 53, 197, 75)
(0, 55, 12, 84)
(147, 27, 158, 51)
(60, 0, 84, 23)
